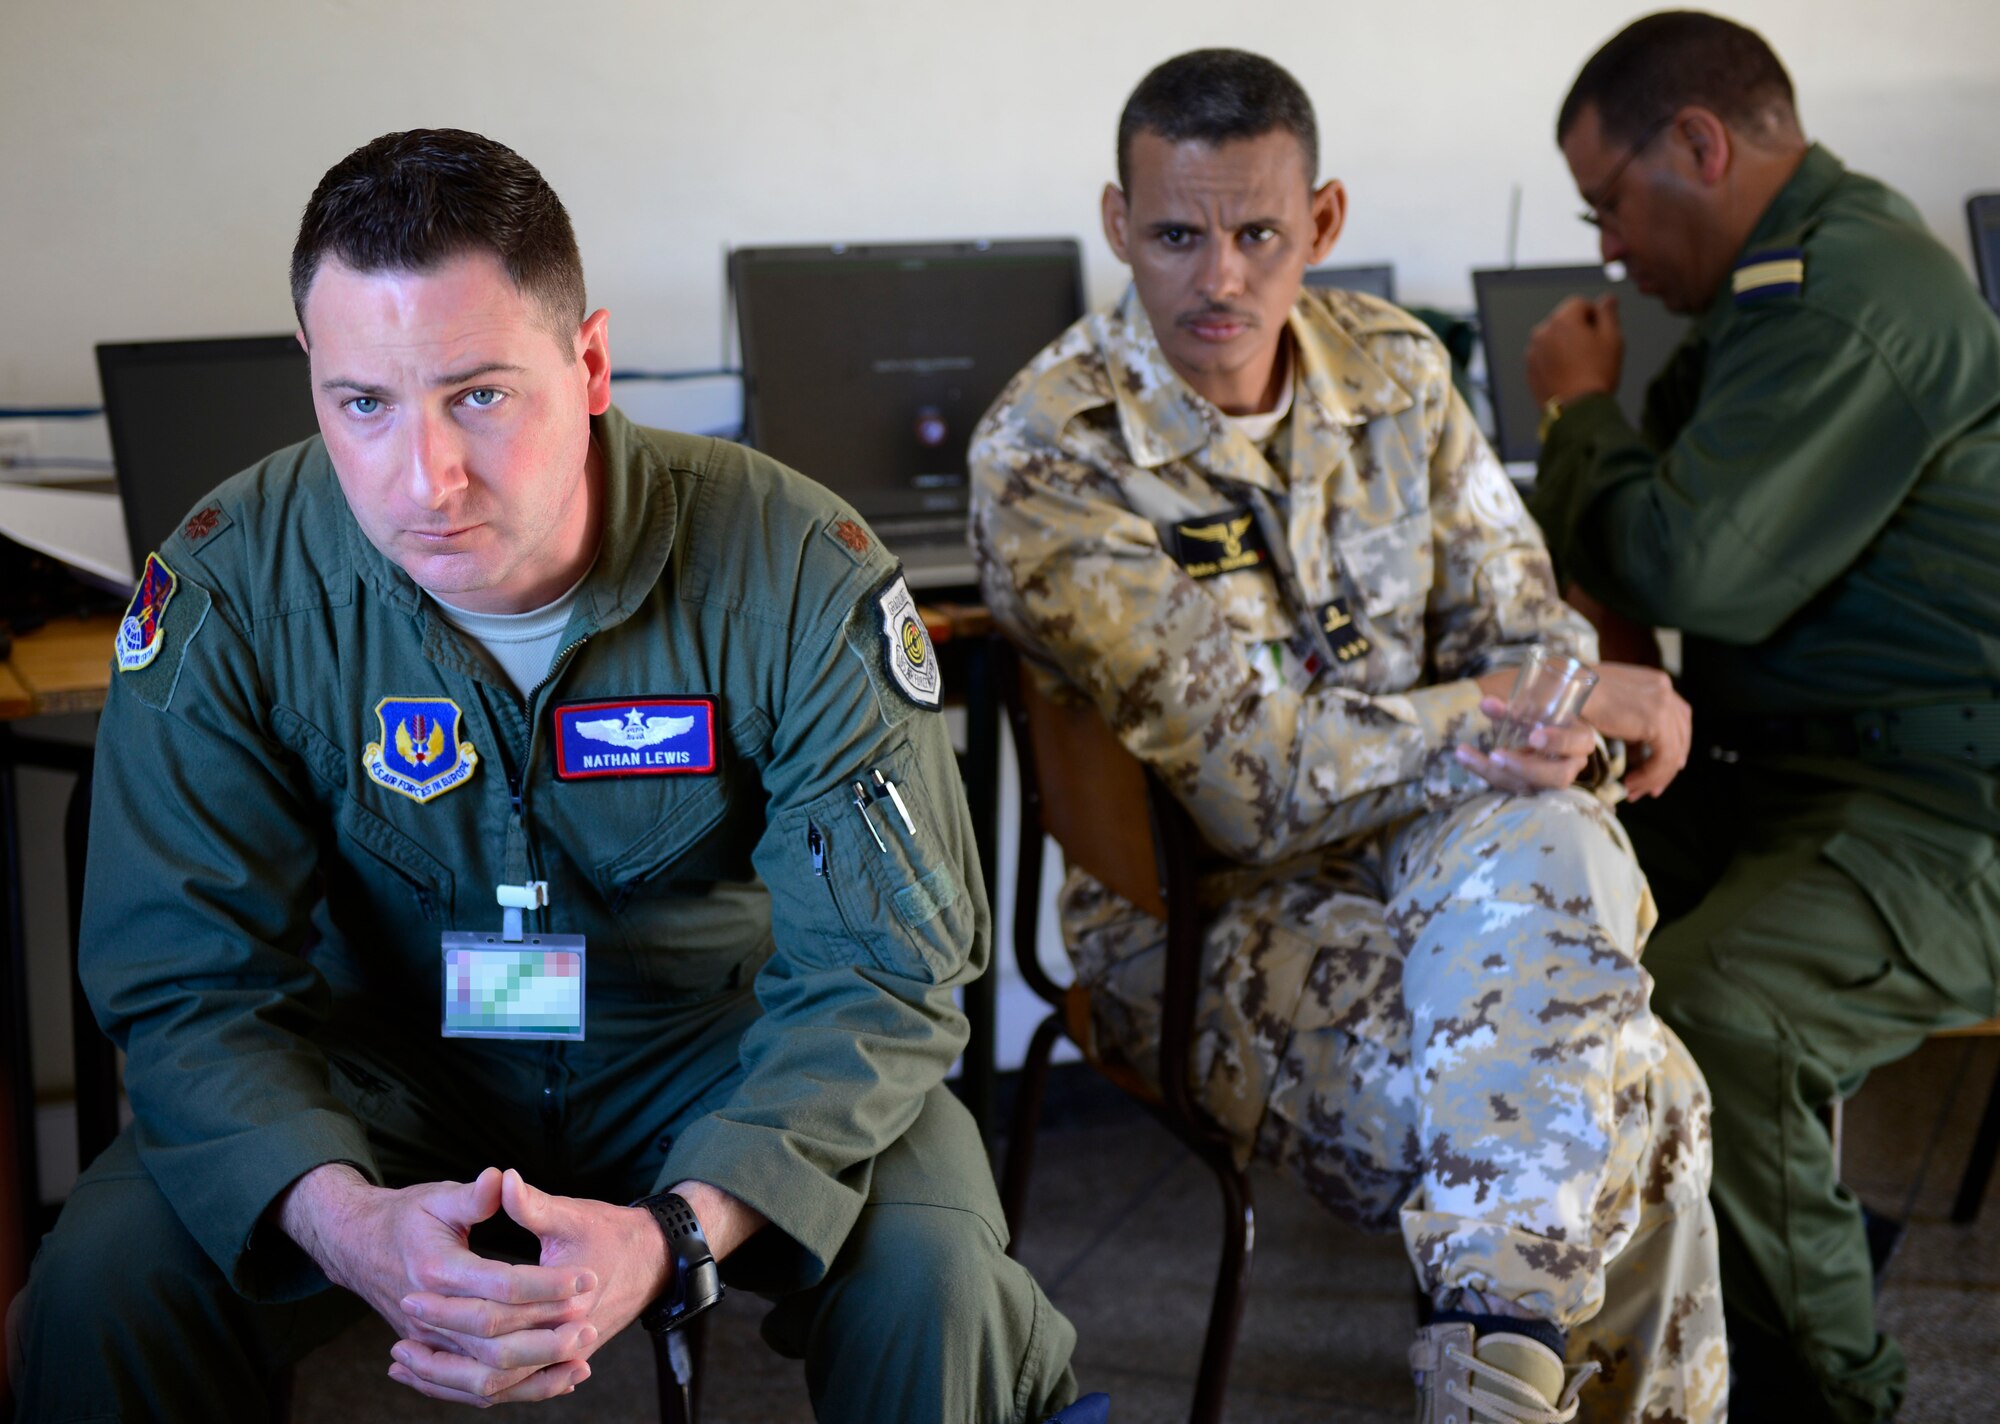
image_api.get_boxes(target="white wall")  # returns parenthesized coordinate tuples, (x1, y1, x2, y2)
(5, 0, 1998, 405)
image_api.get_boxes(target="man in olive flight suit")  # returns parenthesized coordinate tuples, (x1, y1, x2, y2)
(974, 50, 1725, 1424)
(1527, 13, 2000, 1421)
(9, 128, 1087, 1423)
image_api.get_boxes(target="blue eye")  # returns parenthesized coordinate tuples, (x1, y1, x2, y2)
(346, 396, 381, 416)
(463, 388, 504, 409)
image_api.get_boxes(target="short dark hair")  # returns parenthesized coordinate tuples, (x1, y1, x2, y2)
(1116, 49, 1318, 191)
(290, 128, 585, 340)
(1558, 11, 1796, 147)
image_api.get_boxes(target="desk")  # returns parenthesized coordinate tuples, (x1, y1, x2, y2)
(920, 602, 1001, 1142)
(1, 615, 115, 1333)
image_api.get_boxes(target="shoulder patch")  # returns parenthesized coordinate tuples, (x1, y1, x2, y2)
(1733, 246, 1804, 305)
(822, 516, 875, 564)
(118, 555, 211, 711)
(116, 553, 180, 673)
(871, 571, 942, 710)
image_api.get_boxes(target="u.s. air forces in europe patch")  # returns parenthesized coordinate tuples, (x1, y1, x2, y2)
(874, 572, 941, 709)
(363, 696, 479, 803)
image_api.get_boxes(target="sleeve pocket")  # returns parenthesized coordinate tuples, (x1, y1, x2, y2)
(773, 751, 973, 985)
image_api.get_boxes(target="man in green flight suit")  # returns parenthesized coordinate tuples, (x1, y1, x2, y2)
(1525, 12, 2000, 1421)
(8, 128, 1090, 1423)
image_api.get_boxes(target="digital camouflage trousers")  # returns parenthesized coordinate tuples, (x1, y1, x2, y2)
(1062, 788, 1728, 1424)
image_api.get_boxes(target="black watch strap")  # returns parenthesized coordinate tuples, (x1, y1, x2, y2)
(632, 1191, 724, 1334)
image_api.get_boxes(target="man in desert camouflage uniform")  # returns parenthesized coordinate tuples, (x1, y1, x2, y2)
(970, 50, 1725, 1424)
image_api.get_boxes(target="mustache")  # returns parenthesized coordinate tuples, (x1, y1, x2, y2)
(1179, 304, 1258, 327)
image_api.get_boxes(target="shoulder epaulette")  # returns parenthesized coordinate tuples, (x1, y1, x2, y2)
(1732, 246, 1805, 305)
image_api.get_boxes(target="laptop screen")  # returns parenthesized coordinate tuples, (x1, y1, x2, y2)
(1304, 264, 1396, 302)
(95, 335, 318, 581)
(731, 240, 1084, 527)
(1473, 266, 1691, 464)
(1970, 195, 2000, 314)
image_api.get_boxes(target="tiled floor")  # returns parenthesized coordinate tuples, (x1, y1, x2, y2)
(292, 1035, 2000, 1422)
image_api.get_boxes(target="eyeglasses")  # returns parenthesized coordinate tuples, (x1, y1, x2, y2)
(1578, 114, 1675, 230)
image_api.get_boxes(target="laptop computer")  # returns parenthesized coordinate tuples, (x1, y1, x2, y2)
(1472, 265, 1691, 470)
(730, 239, 1086, 591)
(1969, 194, 2000, 314)
(1303, 263, 1396, 302)
(95, 335, 318, 584)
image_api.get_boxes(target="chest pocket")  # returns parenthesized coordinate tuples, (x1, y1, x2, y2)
(591, 710, 774, 1000)
(272, 705, 456, 924)
(1159, 512, 1293, 641)
(1335, 510, 1433, 618)
(1330, 510, 1432, 690)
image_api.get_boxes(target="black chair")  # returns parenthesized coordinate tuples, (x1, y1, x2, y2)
(995, 641, 1252, 1424)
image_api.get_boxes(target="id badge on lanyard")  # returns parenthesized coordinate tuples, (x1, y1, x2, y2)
(441, 881, 587, 1041)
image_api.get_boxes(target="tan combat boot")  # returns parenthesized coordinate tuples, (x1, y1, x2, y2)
(1409, 1322, 1599, 1423)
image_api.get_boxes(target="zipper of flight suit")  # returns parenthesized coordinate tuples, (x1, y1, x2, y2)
(514, 632, 591, 1153)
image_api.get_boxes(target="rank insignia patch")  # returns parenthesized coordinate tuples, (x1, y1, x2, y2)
(824, 517, 874, 563)
(552, 696, 718, 779)
(874, 572, 941, 709)
(180, 503, 232, 547)
(363, 696, 479, 803)
(116, 553, 179, 673)
(1733, 246, 1804, 304)
(1168, 506, 1269, 578)
(1318, 598, 1373, 663)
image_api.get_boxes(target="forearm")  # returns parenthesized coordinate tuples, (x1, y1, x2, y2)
(276, 1161, 379, 1287)
(669, 1179, 768, 1261)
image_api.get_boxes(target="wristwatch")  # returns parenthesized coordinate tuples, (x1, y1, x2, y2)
(631, 1191, 724, 1334)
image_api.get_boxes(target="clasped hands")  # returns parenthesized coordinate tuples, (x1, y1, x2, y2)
(1456, 662, 1690, 799)
(280, 1163, 669, 1407)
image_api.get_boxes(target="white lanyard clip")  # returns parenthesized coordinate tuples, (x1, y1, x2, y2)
(496, 881, 549, 942)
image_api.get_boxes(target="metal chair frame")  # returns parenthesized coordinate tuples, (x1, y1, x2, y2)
(995, 641, 1253, 1424)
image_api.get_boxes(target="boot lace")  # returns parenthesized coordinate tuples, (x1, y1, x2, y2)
(1441, 1344, 1601, 1424)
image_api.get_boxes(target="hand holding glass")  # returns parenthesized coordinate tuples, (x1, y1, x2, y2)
(1491, 646, 1598, 750)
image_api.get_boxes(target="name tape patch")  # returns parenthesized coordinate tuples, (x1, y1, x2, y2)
(1168, 506, 1269, 579)
(552, 696, 719, 779)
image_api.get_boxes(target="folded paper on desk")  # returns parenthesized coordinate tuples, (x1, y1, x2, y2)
(0, 485, 133, 590)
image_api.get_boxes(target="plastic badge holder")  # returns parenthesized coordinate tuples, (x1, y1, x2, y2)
(441, 934, 587, 1040)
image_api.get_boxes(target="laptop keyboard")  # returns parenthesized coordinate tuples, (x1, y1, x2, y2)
(877, 515, 970, 544)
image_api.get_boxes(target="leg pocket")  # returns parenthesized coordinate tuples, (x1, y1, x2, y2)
(1820, 827, 2000, 1020)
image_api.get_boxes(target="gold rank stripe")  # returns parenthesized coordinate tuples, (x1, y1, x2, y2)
(1733, 258, 1805, 294)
